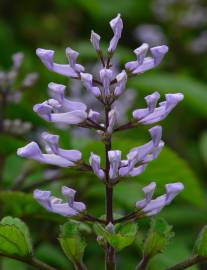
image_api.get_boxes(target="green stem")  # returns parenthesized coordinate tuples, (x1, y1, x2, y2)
(0, 253, 57, 270)
(166, 255, 207, 270)
(135, 256, 150, 270)
(74, 260, 87, 270)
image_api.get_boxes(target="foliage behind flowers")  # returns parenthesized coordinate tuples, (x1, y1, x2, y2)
(0, 1, 207, 270)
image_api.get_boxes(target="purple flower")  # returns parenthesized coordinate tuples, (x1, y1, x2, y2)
(33, 83, 88, 125)
(119, 126, 164, 177)
(136, 182, 184, 216)
(17, 133, 82, 167)
(125, 44, 168, 74)
(133, 92, 184, 124)
(89, 153, 105, 180)
(33, 186, 86, 217)
(33, 102, 87, 124)
(36, 48, 85, 78)
(108, 14, 123, 53)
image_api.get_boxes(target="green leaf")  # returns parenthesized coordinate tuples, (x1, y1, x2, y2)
(194, 225, 207, 257)
(144, 218, 174, 257)
(149, 237, 199, 270)
(130, 72, 207, 117)
(35, 243, 70, 270)
(199, 131, 207, 164)
(94, 223, 138, 251)
(0, 216, 33, 257)
(59, 222, 86, 265)
(2, 154, 25, 187)
(1, 257, 28, 270)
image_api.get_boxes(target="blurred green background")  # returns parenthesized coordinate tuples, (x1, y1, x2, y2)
(0, 0, 207, 269)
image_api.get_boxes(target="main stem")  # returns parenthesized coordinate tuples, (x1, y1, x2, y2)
(104, 105, 116, 270)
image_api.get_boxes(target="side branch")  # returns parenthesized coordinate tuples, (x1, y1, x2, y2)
(166, 255, 207, 270)
(114, 210, 143, 224)
(114, 122, 138, 132)
(0, 253, 57, 270)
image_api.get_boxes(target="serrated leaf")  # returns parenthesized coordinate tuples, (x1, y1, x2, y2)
(144, 218, 174, 257)
(0, 216, 33, 257)
(193, 225, 207, 257)
(59, 222, 86, 265)
(94, 223, 137, 251)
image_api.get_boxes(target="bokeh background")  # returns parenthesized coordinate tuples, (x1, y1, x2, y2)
(0, 0, 207, 269)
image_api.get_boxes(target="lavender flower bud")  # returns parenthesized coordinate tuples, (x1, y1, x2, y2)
(119, 126, 164, 177)
(125, 44, 149, 71)
(90, 31, 101, 51)
(108, 14, 123, 53)
(88, 109, 100, 123)
(114, 70, 127, 97)
(108, 150, 121, 180)
(12, 52, 24, 70)
(33, 186, 86, 217)
(136, 182, 156, 208)
(22, 73, 39, 87)
(89, 153, 105, 180)
(107, 109, 117, 134)
(99, 68, 114, 97)
(80, 72, 101, 97)
(105, 222, 115, 233)
(65, 47, 85, 73)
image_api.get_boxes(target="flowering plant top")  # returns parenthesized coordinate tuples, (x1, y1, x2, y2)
(17, 14, 184, 270)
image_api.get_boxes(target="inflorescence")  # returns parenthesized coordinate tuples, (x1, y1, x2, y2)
(17, 14, 184, 224)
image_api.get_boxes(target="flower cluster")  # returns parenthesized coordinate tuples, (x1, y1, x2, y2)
(17, 14, 184, 222)
(0, 52, 38, 134)
(0, 52, 38, 103)
(34, 186, 86, 217)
